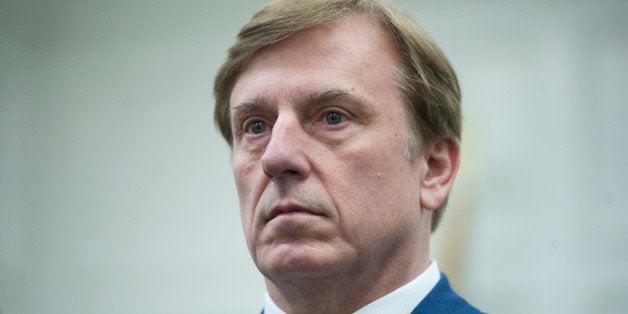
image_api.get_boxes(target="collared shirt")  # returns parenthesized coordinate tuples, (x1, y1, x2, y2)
(264, 260, 441, 314)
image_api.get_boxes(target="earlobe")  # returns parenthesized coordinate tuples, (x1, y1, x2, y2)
(419, 137, 460, 211)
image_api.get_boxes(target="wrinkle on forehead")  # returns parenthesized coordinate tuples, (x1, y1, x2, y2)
(251, 15, 396, 72)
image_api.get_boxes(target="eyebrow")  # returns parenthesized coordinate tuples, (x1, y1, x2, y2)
(306, 89, 351, 105)
(231, 97, 269, 113)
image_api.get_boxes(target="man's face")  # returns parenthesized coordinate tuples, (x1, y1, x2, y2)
(229, 14, 429, 282)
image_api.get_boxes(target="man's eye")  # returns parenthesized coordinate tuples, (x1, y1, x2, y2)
(325, 111, 343, 125)
(248, 120, 266, 134)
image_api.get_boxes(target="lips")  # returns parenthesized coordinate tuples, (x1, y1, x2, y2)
(266, 203, 324, 222)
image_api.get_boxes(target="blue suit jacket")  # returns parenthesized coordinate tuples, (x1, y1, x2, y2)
(410, 273, 482, 314)
(261, 273, 482, 314)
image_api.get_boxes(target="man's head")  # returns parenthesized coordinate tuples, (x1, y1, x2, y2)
(214, 1, 460, 310)
(215, 0, 461, 233)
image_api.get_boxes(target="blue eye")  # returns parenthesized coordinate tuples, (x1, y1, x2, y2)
(248, 120, 266, 134)
(325, 111, 343, 125)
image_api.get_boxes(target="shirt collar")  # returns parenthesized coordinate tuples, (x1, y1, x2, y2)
(264, 292, 287, 314)
(263, 260, 441, 314)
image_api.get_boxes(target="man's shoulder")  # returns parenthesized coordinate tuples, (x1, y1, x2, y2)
(411, 272, 483, 314)
(260, 272, 483, 314)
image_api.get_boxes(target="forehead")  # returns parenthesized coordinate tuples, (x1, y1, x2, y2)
(230, 13, 402, 107)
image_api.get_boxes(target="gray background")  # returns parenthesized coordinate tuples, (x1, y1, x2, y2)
(1, 0, 627, 313)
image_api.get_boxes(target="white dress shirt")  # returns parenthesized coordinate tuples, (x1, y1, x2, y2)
(264, 260, 441, 314)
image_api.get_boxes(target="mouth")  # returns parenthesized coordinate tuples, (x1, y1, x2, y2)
(266, 203, 325, 222)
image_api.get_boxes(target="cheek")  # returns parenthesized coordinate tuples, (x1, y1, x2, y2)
(327, 137, 420, 234)
(232, 155, 261, 234)
(232, 151, 260, 203)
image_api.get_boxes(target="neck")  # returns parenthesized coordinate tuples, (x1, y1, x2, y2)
(266, 236, 431, 314)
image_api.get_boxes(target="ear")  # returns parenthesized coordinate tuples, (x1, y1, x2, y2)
(419, 137, 460, 211)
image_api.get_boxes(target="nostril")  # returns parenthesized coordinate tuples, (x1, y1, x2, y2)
(284, 169, 299, 175)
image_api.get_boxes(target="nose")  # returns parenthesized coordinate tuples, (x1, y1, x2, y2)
(261, 116, 311, 181)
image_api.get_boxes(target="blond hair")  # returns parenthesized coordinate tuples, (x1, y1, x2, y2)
(213, 0, 461, 232)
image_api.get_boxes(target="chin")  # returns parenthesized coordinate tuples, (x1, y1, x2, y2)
(257, 243, 345, 281)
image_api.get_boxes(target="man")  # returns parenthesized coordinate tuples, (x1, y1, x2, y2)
(213, 0, 481, 313)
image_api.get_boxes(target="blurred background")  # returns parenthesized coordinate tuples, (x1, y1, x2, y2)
(1, 0, 627, 313)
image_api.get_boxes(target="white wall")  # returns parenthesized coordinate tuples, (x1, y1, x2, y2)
(1, 0, 627, 313)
